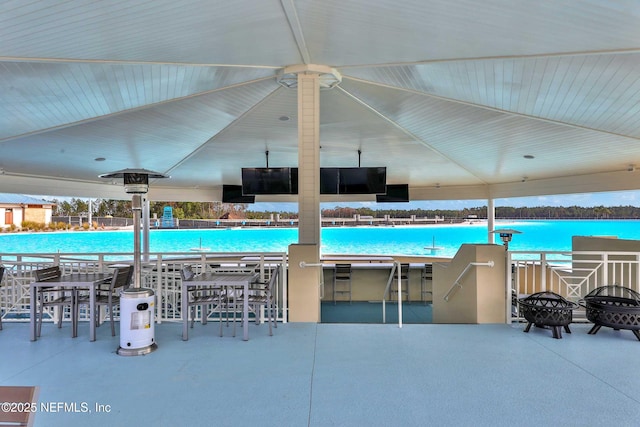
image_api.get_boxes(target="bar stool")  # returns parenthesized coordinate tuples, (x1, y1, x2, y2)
(333, 264, 352, 304)
(421, 264, 433, 303)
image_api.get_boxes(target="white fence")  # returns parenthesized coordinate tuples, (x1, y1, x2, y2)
(0, 251, 287, 325)
(508, 250, 640, 322)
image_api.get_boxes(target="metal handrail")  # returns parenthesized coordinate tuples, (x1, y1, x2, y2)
(443, 261, 494, 302)
(298, 261, 325, 299)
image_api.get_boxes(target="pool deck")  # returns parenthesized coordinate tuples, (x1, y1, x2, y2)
(1, 321, 640, 426)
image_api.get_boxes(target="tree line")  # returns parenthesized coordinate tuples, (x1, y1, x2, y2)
(322, 205, 629, 219)
(52, 198, 640, 220)
(53, 199, 248, 220)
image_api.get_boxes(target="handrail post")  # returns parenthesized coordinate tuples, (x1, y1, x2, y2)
(506, 251, 513, 324)
(281, 257, 288, 323)
(382, 263, 397, 324)
(318, 263, 324, 300)
(636, 253, 640, 290)
(155, 254, 163, 324)
(397, 261, 403, 329)
(259, 254, 265, 281)
(540, 253, 547, 292)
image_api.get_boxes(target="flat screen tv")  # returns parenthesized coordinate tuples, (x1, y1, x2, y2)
(338, 167, 386, 194)
(376, 184, 409, 202)
(222, 185, 255, 203)
(320, 167, 339, 194)
(241, 167, 298, 195)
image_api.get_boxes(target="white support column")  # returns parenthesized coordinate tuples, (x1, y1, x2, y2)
(487, 197, 496, 244)
(297, 73, 321, 247)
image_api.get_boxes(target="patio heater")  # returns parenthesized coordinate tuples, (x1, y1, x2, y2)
(491, 228, 522, 251)
(99, 168, 168, 356)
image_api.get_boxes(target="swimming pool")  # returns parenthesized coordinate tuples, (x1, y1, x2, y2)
(1, 220, 640, 257)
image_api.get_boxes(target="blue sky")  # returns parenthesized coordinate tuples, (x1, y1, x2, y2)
(250, 190, 640, 212)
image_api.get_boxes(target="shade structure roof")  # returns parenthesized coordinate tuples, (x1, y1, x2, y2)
(1, 0, 640, 202)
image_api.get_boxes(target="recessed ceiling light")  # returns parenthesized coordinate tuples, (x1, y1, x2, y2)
(279, 116, 290, 121)
(94, 157, 106, 161)
(523, 155, 534, 159)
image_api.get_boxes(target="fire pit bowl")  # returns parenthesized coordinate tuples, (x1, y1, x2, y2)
(581, 286, 640, 341)
(518, 291, 578, 339)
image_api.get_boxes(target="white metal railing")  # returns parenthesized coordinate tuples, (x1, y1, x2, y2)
(508, 250, 640, 323)
(0, 251, 288, 325)
(8, 249, 639, 327)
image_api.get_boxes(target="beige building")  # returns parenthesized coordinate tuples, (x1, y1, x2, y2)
(0, 194, 54, 229)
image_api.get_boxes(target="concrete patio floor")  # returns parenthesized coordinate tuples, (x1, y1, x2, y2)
(1, 321, 639, 426)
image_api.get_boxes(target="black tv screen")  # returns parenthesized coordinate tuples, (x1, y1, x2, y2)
(241, 167, 298, 195)
(222, 185, 255, 203)
(320, 168, 339, 194)
(376, 184, 409, 202)
(338, 167, 386, 194)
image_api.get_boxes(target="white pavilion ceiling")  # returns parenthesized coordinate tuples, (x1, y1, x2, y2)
(1, 0, 640, 202)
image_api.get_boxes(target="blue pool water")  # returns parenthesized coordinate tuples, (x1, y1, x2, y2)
(1, 220, 640, 257)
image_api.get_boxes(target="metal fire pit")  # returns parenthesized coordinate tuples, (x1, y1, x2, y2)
(582, 286, 640, 341)
(518, 292, 578, 339)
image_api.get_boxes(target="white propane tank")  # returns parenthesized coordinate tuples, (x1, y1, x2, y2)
(117, 287, 157, 356)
